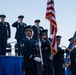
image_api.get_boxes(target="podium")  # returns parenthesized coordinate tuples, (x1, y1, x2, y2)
(0, 56, 23, 75)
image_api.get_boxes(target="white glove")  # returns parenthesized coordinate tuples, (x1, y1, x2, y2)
(34, 57, 41, 62)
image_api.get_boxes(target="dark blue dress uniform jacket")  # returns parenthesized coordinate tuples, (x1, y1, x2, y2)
(32, 25, 43, 40)
(41, 39, 52, 67)
(0, 22, 11, 39)
(70, 47, 76, 70)
(20, 37, 39, 69)
(53, 46, 64, 68)
(12, 21, 27, 40)
(0, 22, 11, 55)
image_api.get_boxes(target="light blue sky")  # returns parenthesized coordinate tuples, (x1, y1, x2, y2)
(0, 0, 76, 47)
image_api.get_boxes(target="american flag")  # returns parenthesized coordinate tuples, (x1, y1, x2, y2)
(45, 0, 58, 55)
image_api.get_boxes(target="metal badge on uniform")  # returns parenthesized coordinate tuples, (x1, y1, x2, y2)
(40, 28, 43, 31)
(20, 43, 25, 47)
(35, 42, 38, 46)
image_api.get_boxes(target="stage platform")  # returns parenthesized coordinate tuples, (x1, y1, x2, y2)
(0, 56, 23, 75)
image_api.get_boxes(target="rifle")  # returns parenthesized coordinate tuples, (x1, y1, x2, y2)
(36, 26, 44, 72)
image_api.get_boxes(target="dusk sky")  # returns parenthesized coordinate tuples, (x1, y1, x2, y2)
(0, 0, 76, 48)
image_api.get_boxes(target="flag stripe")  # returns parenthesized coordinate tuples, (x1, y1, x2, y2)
(46, 7, 55, 12)
(45, 0, 58, 55)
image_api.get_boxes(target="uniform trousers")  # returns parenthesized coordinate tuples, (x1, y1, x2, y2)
(54, 67, 65, 75)
(71, 70, 76, 75)
(23, 69, 38, 75)
(17, 39, 21, 56)
(0, 38, 7, 55)
(42, 66, 53, 75)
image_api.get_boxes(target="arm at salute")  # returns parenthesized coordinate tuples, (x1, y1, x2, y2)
(12, 21, 18, 27)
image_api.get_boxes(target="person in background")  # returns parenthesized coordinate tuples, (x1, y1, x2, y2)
(12, 15, 27, 56)
(53, 35, 65, 75)
(70, 38, 76, 75)
(40, 29, 53, 75)
(0, 14, 11, 55)
(32, 19, 44, 41)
